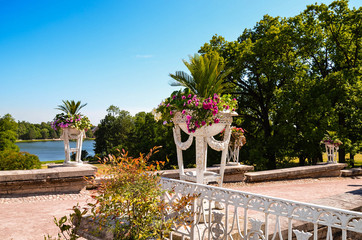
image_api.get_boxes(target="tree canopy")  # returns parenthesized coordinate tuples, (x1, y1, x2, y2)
(199, 0, 361, 169)
(0, 114, 19, 151)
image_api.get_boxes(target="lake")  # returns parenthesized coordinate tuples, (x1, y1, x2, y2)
(16, 140, 95, 162)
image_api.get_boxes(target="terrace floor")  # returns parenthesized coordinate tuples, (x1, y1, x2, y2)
(0, 176, 361, 240)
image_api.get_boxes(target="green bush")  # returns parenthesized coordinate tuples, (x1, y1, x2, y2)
(48, 147, 197, 240)
(0, 150, 41, 170)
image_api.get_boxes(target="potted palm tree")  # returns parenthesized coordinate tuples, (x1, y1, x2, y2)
(51, 100, 91, 165)
(155, 53, 237, 187)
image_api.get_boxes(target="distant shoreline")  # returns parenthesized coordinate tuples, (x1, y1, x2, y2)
(16, 138, 95, 143)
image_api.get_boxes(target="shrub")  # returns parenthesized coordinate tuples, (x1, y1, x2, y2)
(49, 147, 196, 240)
(0, 150, 41, 170)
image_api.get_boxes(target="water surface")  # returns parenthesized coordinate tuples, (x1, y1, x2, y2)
(16, 140, 95, 162)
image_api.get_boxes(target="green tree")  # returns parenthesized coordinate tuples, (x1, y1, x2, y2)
(106, 105, 121, 116)
(291, 0, 362, 162)
(169, 53, 232, 98)
(94, 110, 135, 155)
(56, 100, 87, 115)
(0, 114, 19, 151)
(198, 0, 361, 168)
(200, 15, 303, 169)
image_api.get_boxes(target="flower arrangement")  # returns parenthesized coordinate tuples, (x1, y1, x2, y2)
(321, 131, 342, 146)
(230, 127, 246, 147)
(51, 113, 91, 131)
(154, 88, 237, 133)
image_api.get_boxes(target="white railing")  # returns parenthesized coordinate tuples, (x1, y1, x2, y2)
(160, 178, 362, 240)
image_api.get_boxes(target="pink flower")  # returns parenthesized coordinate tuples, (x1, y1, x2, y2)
(182, 109, 186, 114)
(201, 121, 206, 126)
(170, 111, 173, 115)
(172, 95, 176, 99)
(167, 103, 170, 107)
(233, 98, 236, 101)
(214, 118, 220, 124)
(186, 115, 192, 120)
(182, 96, 186, 99)
(188, 94, 192, 98)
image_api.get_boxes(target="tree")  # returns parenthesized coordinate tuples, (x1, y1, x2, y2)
(290, 0, 362, 162)
(94, 110, 135, 155)
(169, 53, 232, 98)
(198, 0, 361, 168)
(200, 15, 303, 169)
(106, 105, 121, 116)
(56, 100, 87, 115)
(0, 114, 19, 151)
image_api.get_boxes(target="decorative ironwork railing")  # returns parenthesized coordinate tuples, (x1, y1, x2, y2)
(160, 178, 362, 240)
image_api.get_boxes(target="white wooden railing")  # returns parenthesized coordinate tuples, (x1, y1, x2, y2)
(160, 178, 362, 240)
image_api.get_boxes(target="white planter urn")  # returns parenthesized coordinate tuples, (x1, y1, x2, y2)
(226, 131, 246, 165)
(172, 111, 237, 187)
(323, 142, 339, 164)
(60, 127, 86, 166)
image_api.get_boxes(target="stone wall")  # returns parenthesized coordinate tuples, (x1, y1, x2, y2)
(0, 165, 97, 196)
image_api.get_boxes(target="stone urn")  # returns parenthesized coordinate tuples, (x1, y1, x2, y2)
(172, 111, 237, 187)
(60, 127, 86, 165)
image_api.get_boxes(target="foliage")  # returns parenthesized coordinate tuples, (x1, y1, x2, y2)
(51, 113, 91, 131)
(18, 121, 60, 140)
(49, 148, 196, 240)
(169, 53, 232, 98)
(94, 109, 181, 168)
(0, 150, 41, 170)
(45, 205, 86, 240)
(56, 100, 87, 115)
(155, 88, 237, 133)
(0, 114, 19, 151)
(71, 150, 89, 161)
(94, 110, 135, 155)
(198, 0, 361, 168)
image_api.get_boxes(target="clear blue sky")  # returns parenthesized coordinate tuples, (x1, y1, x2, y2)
(0, 0, 359, 124)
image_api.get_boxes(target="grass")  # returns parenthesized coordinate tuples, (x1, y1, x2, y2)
(322, 153, 362, 167)
(40, 160, 111, 173)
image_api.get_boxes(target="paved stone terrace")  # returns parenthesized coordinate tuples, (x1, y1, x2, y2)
(0, 177, 361, 240)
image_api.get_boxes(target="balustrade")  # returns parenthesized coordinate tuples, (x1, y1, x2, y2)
(161, 178, 362, 240)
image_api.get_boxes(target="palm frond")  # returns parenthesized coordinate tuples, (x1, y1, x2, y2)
(169, 53, 233, 97)
(55, 100, 87, 115)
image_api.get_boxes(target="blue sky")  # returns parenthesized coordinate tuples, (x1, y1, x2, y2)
(0, 0, 360, 124)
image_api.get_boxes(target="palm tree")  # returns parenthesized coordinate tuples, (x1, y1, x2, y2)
(169, 53, 232, 98)
(56, 100, 87, 115)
